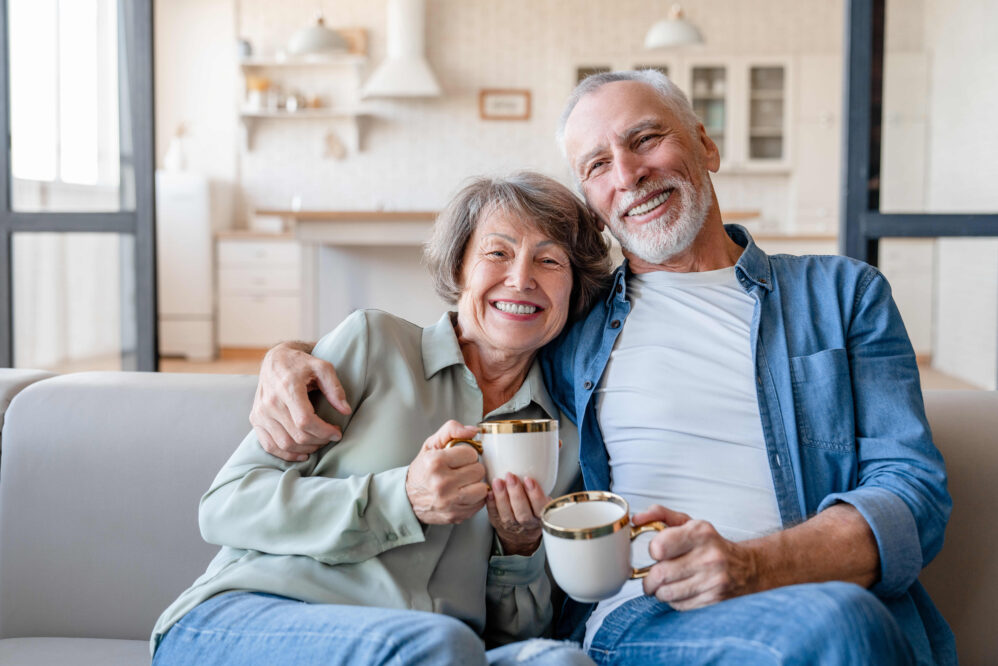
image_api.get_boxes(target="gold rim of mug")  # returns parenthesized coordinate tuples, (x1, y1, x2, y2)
(540, 491, 629, 540)
(479, 419, 558, 434)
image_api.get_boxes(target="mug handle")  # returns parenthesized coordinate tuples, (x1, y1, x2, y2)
(445, 438, 482, 454)
(629, 521, 667, 579)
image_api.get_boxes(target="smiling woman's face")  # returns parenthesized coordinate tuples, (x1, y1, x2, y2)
(455, 207, 573, 360)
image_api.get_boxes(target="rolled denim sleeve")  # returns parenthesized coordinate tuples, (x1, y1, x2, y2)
(826, 269, 951, 597)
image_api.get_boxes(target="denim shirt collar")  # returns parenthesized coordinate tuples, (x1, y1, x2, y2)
(605, 224, 773, 296)
(728, 224, 774, 292)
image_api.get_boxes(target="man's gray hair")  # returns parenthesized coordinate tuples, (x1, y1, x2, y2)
(424, 171, 611, 320)
(555, 69, 702, 159)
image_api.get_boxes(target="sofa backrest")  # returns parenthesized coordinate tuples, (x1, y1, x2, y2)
(919, 389, 998, 665)
(0, 369, 54, 453)
(0, 371, 256, 641)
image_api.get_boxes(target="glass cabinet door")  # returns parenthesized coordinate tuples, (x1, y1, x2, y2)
(690, 66, 727, 159)
(748, 66, 786, 161)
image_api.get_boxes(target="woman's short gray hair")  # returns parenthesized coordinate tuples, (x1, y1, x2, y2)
(556, 69, 701, 158)
(425, 171, 612, 320)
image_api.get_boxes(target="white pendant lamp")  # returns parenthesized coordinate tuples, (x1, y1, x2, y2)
(644, 4, 704, 49)
(287, 12, 349, 57)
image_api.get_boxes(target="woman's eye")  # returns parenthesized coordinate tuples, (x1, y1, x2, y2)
(487, 250, 507, 258)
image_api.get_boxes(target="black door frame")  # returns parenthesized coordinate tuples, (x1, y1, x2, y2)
(841, 0, 998, 265)
(0, 0, 156, 370)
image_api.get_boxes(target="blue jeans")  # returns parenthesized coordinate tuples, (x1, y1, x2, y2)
(588, 582, 916, 665)
(153, 591, 594, 666)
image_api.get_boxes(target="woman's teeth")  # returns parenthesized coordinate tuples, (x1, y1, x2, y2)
(626, 190, 671, 217)
(494, 302, 538, 315)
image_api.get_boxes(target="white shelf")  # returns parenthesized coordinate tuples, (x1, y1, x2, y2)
(239, 110, 370, 152)
(238, 54, 368, 155)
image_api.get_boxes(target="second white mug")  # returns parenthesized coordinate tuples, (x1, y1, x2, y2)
(541, 491, 665, 602)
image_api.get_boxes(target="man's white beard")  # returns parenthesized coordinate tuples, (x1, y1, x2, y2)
(606, 175, 712, 265)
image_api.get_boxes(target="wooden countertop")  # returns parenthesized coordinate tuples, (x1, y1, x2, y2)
(256, 210, 437, 221)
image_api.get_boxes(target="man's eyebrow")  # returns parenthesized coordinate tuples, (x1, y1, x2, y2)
(574, 119, 668, 173)
(622, 119, 667, 142)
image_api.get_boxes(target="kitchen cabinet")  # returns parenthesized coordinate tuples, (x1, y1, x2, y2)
(622, 57, 792, 171)
(239, 54, 369, 154)
(217, 236, 302, 348)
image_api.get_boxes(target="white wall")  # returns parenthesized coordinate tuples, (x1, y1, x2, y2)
(157, 0, 844, 218)
(922, 0, 998, 389)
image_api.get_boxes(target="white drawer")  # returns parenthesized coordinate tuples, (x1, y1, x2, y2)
(218, 266, 300, 293)
(218, 239, 298, 266)
(218, 293, 301, 348)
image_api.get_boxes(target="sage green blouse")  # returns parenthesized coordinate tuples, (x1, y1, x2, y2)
(151, 310, 581, 652)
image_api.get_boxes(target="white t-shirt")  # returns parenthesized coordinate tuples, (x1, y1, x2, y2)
(583, 266, 783, 648)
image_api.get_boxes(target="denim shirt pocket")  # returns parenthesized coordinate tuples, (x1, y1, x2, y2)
(789, 348, 855, 451)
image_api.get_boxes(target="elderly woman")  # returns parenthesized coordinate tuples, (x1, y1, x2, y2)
(151, 172, 611, 666)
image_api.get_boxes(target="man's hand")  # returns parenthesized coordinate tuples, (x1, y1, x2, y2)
(633, 505, 760, 611)
(250, 341, 352, 462)
(633, 502, 879, 612)
(406, 421, 489, 525)
(486, 473, 550, 556)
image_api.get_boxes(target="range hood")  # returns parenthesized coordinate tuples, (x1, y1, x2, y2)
(362, 0, 441, 98)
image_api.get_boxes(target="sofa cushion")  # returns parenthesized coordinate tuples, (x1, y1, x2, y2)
(919, 389, 998, 665)
(0, 371, 257, 643)
(0, 637, 147, 665)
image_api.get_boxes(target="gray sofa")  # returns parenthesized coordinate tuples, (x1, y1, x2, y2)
(0, 371, 993, 664)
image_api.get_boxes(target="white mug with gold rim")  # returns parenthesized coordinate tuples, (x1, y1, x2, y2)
(541, 491, 666, 602)
(445, 419, 558, 494)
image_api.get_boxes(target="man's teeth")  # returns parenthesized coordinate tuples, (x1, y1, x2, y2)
(626, 191, 671, 216)
(494, 302, 538, 315)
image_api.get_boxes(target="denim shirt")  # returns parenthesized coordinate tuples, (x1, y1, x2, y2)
(541, 225, 954, 662)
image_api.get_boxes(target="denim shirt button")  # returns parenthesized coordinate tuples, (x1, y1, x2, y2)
(615, 283, 623, 294)
(584, 381, 593, 390)
(610, 320, 621, 329)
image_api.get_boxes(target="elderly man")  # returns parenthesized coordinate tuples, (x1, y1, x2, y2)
(252, 71, 953, 665)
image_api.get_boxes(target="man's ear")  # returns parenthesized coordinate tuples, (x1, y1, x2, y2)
(698, 123, 721, 172)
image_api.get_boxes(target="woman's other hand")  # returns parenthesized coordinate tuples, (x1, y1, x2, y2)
(487, 473, 550, 556)
(250, 341, 352, 463)
(406, 421, 488, 525)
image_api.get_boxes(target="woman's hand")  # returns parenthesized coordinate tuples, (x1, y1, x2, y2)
(487, 473, 550, 556)
(406, 421, 489, 525)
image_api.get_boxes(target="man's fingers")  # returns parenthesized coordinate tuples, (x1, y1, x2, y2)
(257, 420, 309, 462)
(314, 365, 352, 416)
(633, 504, 691, 528)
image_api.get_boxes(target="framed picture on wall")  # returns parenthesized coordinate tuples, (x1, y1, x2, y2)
(479, 89, 531, 120)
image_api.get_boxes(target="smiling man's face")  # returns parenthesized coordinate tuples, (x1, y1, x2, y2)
(563, 80, 720, 265)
